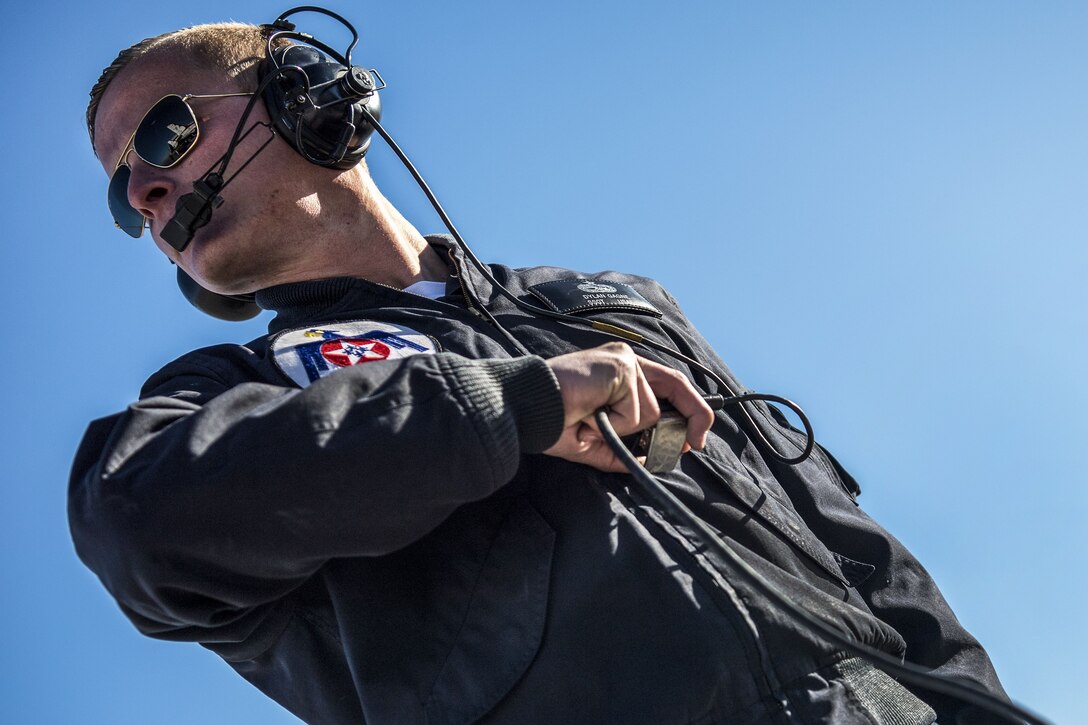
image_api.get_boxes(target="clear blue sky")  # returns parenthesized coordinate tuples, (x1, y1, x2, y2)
(2, 1, 1084, 722)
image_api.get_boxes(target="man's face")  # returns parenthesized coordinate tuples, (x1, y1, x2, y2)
(93, 56, 317, 295)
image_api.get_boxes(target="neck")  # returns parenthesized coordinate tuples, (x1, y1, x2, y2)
(360, 176, 450, 287)
(254, 167, 448, 291)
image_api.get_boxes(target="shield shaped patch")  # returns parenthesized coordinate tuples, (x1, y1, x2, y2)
(272, 321, 439, 388)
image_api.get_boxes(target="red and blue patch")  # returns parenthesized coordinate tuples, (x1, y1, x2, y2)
(272, 321, 440, 387)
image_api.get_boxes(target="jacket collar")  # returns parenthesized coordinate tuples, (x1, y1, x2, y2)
(256, 235, 487, 334)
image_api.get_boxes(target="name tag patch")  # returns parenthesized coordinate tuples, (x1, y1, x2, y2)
(528, 279, 662, 318)
(272, 321, 439, 388)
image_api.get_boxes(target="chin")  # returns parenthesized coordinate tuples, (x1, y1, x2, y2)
(194, 267, 265, 296)
(172, 231, 256, 295)
(183, 250, 264, 296)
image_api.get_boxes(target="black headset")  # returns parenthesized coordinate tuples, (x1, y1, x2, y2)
(176, 6, 383, 321)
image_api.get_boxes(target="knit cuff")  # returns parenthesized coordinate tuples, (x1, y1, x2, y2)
(481, 356, 565, 454)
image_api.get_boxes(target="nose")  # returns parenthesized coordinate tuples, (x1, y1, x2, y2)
(125, 160, 177, 225)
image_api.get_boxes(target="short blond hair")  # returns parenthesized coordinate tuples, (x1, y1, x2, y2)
(86, 22, 277, 149)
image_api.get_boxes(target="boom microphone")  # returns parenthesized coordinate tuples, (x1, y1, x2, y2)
(161, 173, 225, 251)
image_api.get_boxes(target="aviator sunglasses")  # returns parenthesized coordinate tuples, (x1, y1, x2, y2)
(107, 92, 253, 238)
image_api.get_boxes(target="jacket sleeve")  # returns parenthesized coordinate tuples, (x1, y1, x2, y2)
(653, 283, 1008, 724)
(68, 349, 563, 641)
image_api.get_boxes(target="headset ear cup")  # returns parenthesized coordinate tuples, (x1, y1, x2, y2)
(259, 46, 379, 170)
(176, 268, 261, 321)
(258, 54, 297, 148)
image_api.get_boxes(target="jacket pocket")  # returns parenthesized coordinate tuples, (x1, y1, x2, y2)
(424, 496, 555, 725)
(693, 445, 851, 588)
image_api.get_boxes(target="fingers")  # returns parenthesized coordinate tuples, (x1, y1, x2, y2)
(546, 341, 658, 434)
(600, 346, 660, 438)
(636, 357, 714, 450)
(543, 342, 717, 472)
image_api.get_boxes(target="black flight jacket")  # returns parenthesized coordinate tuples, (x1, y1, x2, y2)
(70, 237, 1007, 724)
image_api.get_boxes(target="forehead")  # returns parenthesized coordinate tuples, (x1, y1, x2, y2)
(93, 57, 230, 164)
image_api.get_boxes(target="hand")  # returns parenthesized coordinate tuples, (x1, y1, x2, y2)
(543, 342, 714, 472)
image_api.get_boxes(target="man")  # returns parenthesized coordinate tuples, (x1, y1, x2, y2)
(71, 15, 1009, 725)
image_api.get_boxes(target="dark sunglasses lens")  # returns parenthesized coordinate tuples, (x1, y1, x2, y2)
(134, 95, 198, 167)
(108, 165, 145, 237)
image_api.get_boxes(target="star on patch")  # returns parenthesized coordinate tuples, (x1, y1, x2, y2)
(320, 337, 391, 366)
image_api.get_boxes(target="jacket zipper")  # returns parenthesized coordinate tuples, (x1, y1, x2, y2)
(447, 247, 485, 318)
